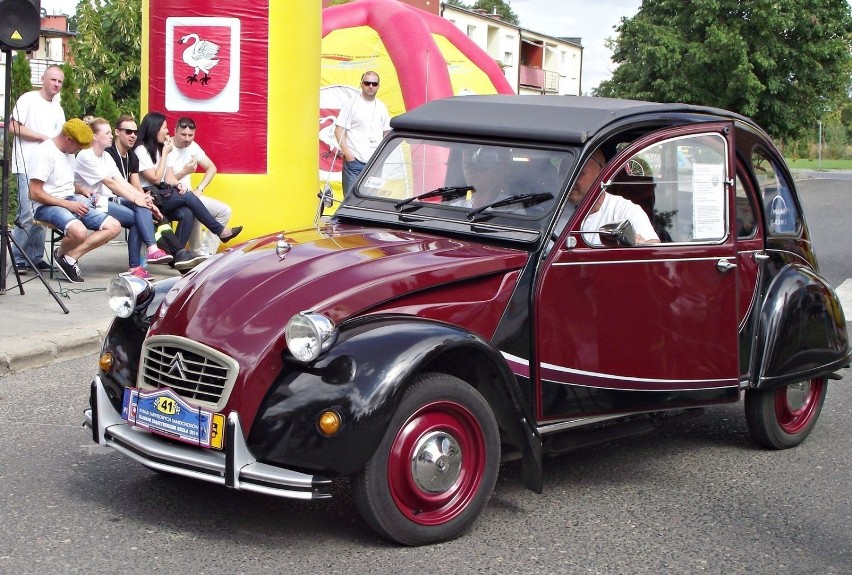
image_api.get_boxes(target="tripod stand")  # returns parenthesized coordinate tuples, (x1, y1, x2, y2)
(0, 48, 68, 313)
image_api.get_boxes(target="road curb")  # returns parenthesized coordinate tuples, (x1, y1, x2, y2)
(0, 322, 109, 377)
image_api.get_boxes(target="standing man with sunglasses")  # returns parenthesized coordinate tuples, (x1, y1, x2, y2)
(334, 71, 391, 195)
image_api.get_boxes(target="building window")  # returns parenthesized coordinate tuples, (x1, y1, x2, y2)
(503, 52, 514, 66)
(466, 24, 476, 36)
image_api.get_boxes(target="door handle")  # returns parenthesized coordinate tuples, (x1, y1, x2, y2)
(716, 258, 737, 273)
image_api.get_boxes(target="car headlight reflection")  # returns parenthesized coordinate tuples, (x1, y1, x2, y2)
(285, 312, 338, 362)
(107, 274, 152, 318)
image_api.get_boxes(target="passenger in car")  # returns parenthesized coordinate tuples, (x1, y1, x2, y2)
(569, 149, 660, 246)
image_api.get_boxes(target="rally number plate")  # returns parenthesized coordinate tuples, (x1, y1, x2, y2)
(122, 387, 225, 450)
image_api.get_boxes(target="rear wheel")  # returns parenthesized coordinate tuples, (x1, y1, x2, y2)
(744, 377, 827, 449)
(352, 373, 500, 546)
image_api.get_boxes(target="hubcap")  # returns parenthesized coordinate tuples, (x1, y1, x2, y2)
(775, 378, 824, 434)
(411, 431, 462, 493)
(387, 400, 487, 525)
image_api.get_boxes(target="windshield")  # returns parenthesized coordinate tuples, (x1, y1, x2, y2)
(356, 137, 570, 219)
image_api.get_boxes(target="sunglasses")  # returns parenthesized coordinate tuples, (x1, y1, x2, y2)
(362, 81, 379, 87)
(119, 128, 138, 135)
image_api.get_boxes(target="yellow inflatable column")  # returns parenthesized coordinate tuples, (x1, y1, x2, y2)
(142, 1, 321, 241)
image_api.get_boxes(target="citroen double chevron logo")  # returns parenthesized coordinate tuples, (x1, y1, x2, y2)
(167, 352, 189, 379)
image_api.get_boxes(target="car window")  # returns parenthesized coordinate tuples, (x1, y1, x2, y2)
(751, 148, 800, 236)
(357, 138, 568, 217)
(734, 173, 757, 238)
(604, 133, 729, 244)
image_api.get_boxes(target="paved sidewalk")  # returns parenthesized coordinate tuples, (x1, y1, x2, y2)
(0, 240, 181, 376)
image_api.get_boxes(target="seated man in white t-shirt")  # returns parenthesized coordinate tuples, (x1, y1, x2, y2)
(165, 116, 233, 256)
(568, 149, 660, 246)
(28, 119, 122, 283)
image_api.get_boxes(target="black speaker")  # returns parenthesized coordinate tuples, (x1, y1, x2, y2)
(0, 0, 41, 51)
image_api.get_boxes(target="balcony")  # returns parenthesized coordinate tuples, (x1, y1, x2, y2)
(519, 65, 560, 94)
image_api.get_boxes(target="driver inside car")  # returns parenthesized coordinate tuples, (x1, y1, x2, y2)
(449, 147, 512, 209)
(569, 149, 660, 246)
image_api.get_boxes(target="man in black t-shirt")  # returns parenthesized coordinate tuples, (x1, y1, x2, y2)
(106, 115, 207, 271)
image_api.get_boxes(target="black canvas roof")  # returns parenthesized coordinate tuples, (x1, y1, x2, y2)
(390, 95, 749, 145)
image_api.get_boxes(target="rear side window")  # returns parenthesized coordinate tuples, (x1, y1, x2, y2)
(751, 148, 800, 235)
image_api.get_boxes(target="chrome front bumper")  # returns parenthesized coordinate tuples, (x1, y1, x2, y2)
(84, 376, 332, 500)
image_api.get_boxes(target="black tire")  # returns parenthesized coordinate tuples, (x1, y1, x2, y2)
(744, 377, 827, 449)
(352, 373, 500, 546)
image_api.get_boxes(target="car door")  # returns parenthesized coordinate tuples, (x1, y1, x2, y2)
(535, 124, 741, 421)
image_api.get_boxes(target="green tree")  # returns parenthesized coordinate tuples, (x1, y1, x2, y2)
(5, 53, 32, 225)
(70, 0, 141, 118)
(471, 0, 519, 25)
(60, 62, 84, 120)
(596, 0, 852, 141)
(94, 83, 120, 126)
(10, 51, 33, 104)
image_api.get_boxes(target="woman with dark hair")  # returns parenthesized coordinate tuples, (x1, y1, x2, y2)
(135, 112, 242, 248)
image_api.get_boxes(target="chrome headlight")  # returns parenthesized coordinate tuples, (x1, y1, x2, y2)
(285, 312, 338, 362)
(107, 274, 152, 318)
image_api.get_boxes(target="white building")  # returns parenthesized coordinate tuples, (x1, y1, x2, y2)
(440, 4, 583, 96)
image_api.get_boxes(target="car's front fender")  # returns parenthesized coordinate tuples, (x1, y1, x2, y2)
(753, 264, 850, 389)
(246, 315, 535, 478)
(98, 276, 182, 411)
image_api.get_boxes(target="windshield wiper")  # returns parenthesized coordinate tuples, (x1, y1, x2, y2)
(466, 193, 553, 222)
(394, 186, 474, 211)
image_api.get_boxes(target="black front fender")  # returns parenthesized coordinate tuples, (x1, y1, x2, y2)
(248, 315, 536, 479)
(753, 264, 850, 389)
(98, 276, 182, 411)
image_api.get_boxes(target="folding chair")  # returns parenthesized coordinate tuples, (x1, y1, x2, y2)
(33, 219, 63, 279)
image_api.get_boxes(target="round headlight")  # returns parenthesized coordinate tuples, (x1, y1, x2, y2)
(285, 312, 338, 363)
(107, 274, 151, 318)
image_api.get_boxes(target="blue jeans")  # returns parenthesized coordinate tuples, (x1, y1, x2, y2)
(107, 199, 157, 268)
(33, 195, 110, 232)
(342, 159, 366, 196)
(11, 172, 47, 266)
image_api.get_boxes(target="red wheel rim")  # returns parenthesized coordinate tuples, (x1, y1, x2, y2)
(387, 400, 486, 526)
(775, 378, 824, 434)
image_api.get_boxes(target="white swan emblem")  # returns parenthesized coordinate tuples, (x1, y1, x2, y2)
(179, 33, 220, 85)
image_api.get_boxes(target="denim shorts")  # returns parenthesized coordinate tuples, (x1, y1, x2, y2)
(34, 195, 110, 233)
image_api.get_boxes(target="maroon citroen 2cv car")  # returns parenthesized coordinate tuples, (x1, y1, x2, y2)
(86, 96, 850, 545)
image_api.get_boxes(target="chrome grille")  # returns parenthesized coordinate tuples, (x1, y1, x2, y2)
(139, 336, 239, 410)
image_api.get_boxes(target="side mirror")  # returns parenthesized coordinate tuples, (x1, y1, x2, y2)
(598, 220, 636, 247)
(314, 183, 338, 226)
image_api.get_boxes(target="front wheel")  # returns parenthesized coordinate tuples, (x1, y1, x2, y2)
(744, 377, 827, 449)
(352, 373, 500, 546)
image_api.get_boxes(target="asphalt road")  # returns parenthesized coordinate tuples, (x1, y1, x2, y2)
(1, 355, 850, 574)
(796, 178, 852, 289)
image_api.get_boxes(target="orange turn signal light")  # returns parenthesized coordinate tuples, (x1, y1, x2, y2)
(99, 352, 114, 373)
(317, 410, 342, 436)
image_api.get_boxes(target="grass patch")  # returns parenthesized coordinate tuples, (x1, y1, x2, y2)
(784, 158, 852, 170)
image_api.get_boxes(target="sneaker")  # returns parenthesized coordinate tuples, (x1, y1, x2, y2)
(128, 266, 155, 281)
(35, 260, 53, 272)
(14, 262, 29, 275)
(54, 248, 84, 283)
(173, 249, 209, 272)
(146, 248, 173, 265)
